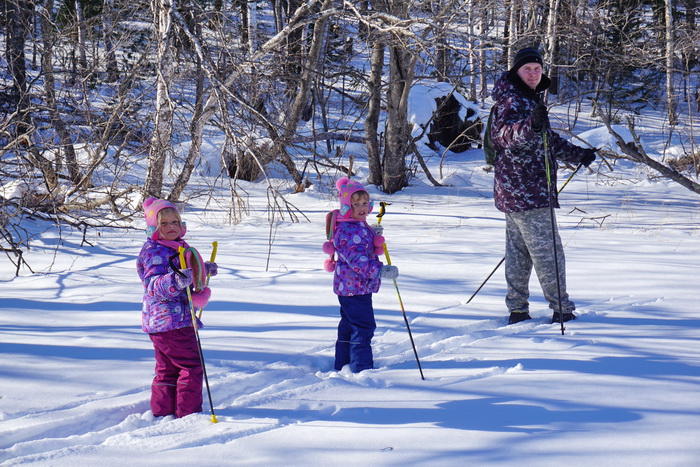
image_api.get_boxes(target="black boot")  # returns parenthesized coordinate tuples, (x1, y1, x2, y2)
(552, 311, 576, 323)
(508, 311, 532, 325)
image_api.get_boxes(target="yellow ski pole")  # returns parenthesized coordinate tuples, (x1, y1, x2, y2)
(178, 247, 218, 423)
(377, 202, 425, 380)
(197, 241, 218, 319)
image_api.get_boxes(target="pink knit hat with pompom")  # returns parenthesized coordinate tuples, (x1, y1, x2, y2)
(143, 197, 186, 240)
(336, 177, 373, 219)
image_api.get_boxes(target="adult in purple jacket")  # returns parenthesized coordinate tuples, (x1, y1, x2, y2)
(490, 48, 596, 325)
(323, 177, 398, 372)
(136, 198, 217, 418)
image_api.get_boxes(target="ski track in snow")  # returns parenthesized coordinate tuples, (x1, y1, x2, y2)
(0, 292, 650, 464)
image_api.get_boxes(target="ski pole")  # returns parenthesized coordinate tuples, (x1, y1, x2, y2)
(542, 130, 566, 335)
(465, 257, 504, 305)
(178, 247, 219, 423)
(377, 202, 425, 380)
(197, 241, 218, 319)
(466, 162, 583, 305)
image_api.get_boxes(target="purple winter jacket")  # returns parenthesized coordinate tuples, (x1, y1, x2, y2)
(332, 220, 383, 296)
(137, 238, 193, 333)
(490, 71, 590, 213)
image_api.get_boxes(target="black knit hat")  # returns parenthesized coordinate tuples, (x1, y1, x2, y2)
(511, 48, 543, 72)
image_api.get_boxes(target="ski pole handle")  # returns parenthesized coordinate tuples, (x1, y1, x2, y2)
(197, 241, 219, 319)
(377, 201, 391, 225)
(210, 241, 218, 263)
(205, 241, 218, 285)
(178, 246, 188, 270)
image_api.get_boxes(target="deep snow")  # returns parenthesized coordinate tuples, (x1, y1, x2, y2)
(1, 107, 700, 466)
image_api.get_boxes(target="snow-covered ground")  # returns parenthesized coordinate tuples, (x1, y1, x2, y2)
(2, 111, 699, 466)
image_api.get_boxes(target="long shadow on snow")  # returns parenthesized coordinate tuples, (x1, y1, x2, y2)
(231, 394, 640, 434)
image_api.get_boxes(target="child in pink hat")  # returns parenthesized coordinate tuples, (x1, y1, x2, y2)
(323, 177, 398, 372)
(136, 197, 218, 418)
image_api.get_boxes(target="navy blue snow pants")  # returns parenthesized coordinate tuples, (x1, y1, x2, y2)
(335, 294, 376, 372)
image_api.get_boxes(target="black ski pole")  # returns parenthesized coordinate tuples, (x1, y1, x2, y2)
(542, 130, 566, 335)
(466, 162, 583, 305)
(178, 247, 219, 423)
(465, 257, 504, 304)
(377, 202, 425, 380)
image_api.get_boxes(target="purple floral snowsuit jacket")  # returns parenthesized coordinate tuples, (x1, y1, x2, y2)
(490, 71, 590, 213)
(137, 238, 193, 333)
(332, 220, 383, 296)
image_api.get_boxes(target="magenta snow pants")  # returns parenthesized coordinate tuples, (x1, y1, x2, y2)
(149, 327, 203, 418)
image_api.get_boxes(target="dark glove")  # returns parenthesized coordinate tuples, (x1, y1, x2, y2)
(205, 261, 218, 277)
(174, 268, 193, 289)
(581, 148, 597, 167)
(531, 103, 548, 131)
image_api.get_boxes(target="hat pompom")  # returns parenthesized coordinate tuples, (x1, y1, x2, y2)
(191, 287, 211, 309)
(336, 177, 350, 190)
(143, 197, 157, 210)
(324, 258, 336, 272)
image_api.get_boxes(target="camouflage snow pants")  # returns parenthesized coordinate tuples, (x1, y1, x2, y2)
(504, 207, 575, 314)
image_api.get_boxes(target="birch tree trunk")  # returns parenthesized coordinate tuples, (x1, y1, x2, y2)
(366, 36, 384, 186)
(274, 0, 333, 191)
(144, 0, 177, 198)
(382, 0, 416, 194)
(507, 0, 520, 62)
(248, 0, 257, 52)
(665, 0, 678, 125)
(544, 0, 560, 96)
(479, 0, 489, 102)
(102, 0, 119, 83)
(169, 58, 204, 202)
(467, 0, 477, 101)
(74, 0, 88, 75)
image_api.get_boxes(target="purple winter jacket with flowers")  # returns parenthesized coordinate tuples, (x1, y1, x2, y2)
(332, 220, 383, 296)
(490, 71, 590, 213)
(137, 238, 193, 333)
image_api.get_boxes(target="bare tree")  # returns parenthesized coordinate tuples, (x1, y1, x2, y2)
(143, 0, 177, 198)
(665, 0, 678, 125)
(365, 34, 384, 187)
(597, 108, 700, 195)
(4, 0, 32, 135)
(102, 0, 119, 83)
